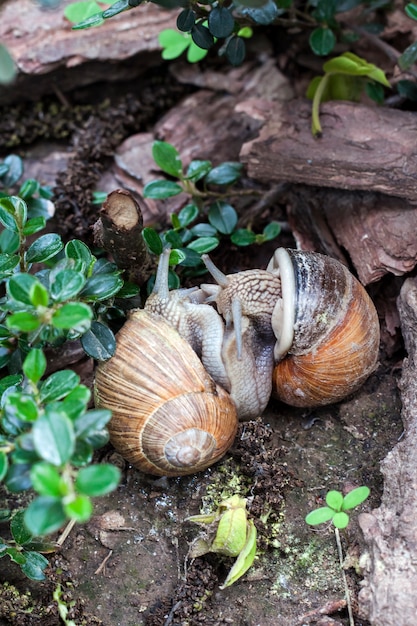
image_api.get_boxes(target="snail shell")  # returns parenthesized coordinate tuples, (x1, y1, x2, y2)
(267, 248, 380, 407)
(94, 311, 238, 476)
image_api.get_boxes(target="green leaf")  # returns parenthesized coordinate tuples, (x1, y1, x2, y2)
(64, 494, 93, 522)
(18, 178, 39, 199)
(152, 141, 183, 178)
(185, 160, 212, 182)
(24, 497, 67, 535)
(405, 3, 417, 21)
(142, 227, 163, 255)
(325, 490, 344, 511)
(22, 216, 46, 237)
(61, 385, 91, 421)
(5, 393, 38, 422)
(187, 237, 219, 254)
(309, 27, 336, 56)
(262, 221, 281, 240)
(305, 506, 335, 525)
(30, 462, 65, 497)
(64, 0, 102, 23)
(50, 269, 86, 301)
(0, 230, 19, 254)
(23, 349, 46, 383)
(52, 302, 93, 329)
(80, 275, 123, 301)
(0, 452, 8, 482)
(191, 23, 215, 49)
(220, 520, 257, 589)
(342, 486, 370, 510)
(159, 29, 190, 60)
(177, 8, 196, 31)
(399, 40, 417, 71)
(75, 464, 121, 496)
(7, 273, 39, 305)
(33, 411, 75, 465)
(143, 180, 183, 199)
(226, 36, 246, 66)
(102, 0, 133, 18)
(6, 312, 41, 332)
(29, 282, 49, 307)
(0, 206, 18, 232)
(73, 408, 112, 439)
(65, 240, 93, 269)
(239, 0, 279, 24)
(0, 253, 19, 276)
(80, 321, 116, 360)
(0, 44, 16, 85)
(208, 202, 238, 235)
(0, 157, 23, 187)
(191, 223, 217, 238)
(231, 229, 256, 246)
(21, 551, 49, 581)
(187, 41, 209, 63)
(25, 233, 63, 264)
(205, 162, 242, 186)
(332, 511, 350, 529)
(11, 510, 33, 545)
(169, 249, 186, 265)
(176, 248, 202, 267)
(164, 229, 183, 249)
(5, 463, 32, 493)
(39, 370, 80, 403)
(208, 7, 235, 38)
(72, 12, 104, 29)
(177, 203, 199, 227)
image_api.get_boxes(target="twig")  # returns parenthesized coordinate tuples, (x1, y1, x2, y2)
(56, 519, 76, 547)
(334, 527, 354, 626)
(94, 549, 113, 575)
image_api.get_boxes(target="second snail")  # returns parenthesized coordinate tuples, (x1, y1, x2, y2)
(94, 248, 380, 476)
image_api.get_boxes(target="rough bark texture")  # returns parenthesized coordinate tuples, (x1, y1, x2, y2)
(239, 99, 417, 202)
(0, 0, 175, 103)
(358, 276, 417, 626)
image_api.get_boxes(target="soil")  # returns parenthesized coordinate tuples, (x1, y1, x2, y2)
(0, 5, 410, 626)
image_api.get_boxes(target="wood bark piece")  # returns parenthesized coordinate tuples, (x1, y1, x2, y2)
(285, 187, 417, 284)
(358, 276, 417, 625)
(239, 99, 417, 202)
(92, 189, 152, 285)
(0, 0, 175, 103)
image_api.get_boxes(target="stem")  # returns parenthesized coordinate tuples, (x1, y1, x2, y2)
(334, 527, 355, 626)
(311, 73, 331, 137)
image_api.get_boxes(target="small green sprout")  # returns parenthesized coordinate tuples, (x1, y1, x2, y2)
(307, 52, 390, 137)
(187, 494, 257, 589)
(305, 486, 370, 530)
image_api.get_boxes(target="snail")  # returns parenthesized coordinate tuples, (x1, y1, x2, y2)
(94, 246, 380, 476)
(201, 248, 380, 408)
(94, 251, 239, 477)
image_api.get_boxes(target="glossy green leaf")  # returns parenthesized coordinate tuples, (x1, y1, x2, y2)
(80, 321, 116, 361)
(0, 229, 19, 254)
(0, 452, 8, 482)
(239, 0, 279, 24)
(164, 229, 183, 249)
(0, 157, 23, 187)
(11, 510, 33, 545)
(231, 229, 256, 246)
(226, 36, 246, 66)
(7, 273, 39, 305)
(30, 462, 65, 497)
(169, 248, 186, 265)
(191, 223, 218, 238)
(0, 374, 22, 397)
(33, 411, 75, 465)
(72, 12, 104, 29)
(185, 160, 212, 182)
(64, 494, 93, 522)
(191, 23, 215, 49)
(23, 348, 46, 384)
(76, 464, 121, 496)
(102, 0, 132, 18)
(326, 490, 344, 511)
(80, 275, 123, 301)
(305, 506, 335, 525)
(208, 202, 238, 235)
(309, 27, 336, 56)
(39, 370, 80, 403)
(5, 463, 32, 492)
(5, 393, 38, 422)
(152, 141, 183, 178)
(65, 240, 93, 268)
(50, 270, 86, 301)
(262, 221, 281, 240)
(176, 248, 202, 267)
(29, 282, 49, 307)
(22, 216, 46, 236)
(205, 162, 242, 185)
(178, 203, 199, 227)
(405, 3, 417, 21)
(143, 180, 183, 199)
(73, 408, 112, 439)
(25, 233, 63, 264)
(52, 302, 93, 329)
(177, 8, 196, 31)
(21, 551, 49, 581)
(0, 206, 18, 232)
(24, 496, 67, 535)
(208, 7, 235, 38)
(142, 227, 163, 255)
(399, 41, 417, 71)
(342, 486, 370, 510)
(6, 312, 41, 332)
(61, 385, 91, 420)
(0, 253, 19, 275)
(18, 178, 39, 199)
(187, 237, 219, 254)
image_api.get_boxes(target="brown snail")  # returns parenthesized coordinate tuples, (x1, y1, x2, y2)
(201, 248, 380, 408)
(95, 247, 380, 477)
(94, 251, 238, 477)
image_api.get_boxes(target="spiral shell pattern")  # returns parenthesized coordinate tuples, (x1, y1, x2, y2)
(94, 311, 238, 476)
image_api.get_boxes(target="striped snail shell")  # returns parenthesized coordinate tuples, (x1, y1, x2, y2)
(267, 248, 380, 407)
(94, 253, 238, 477)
